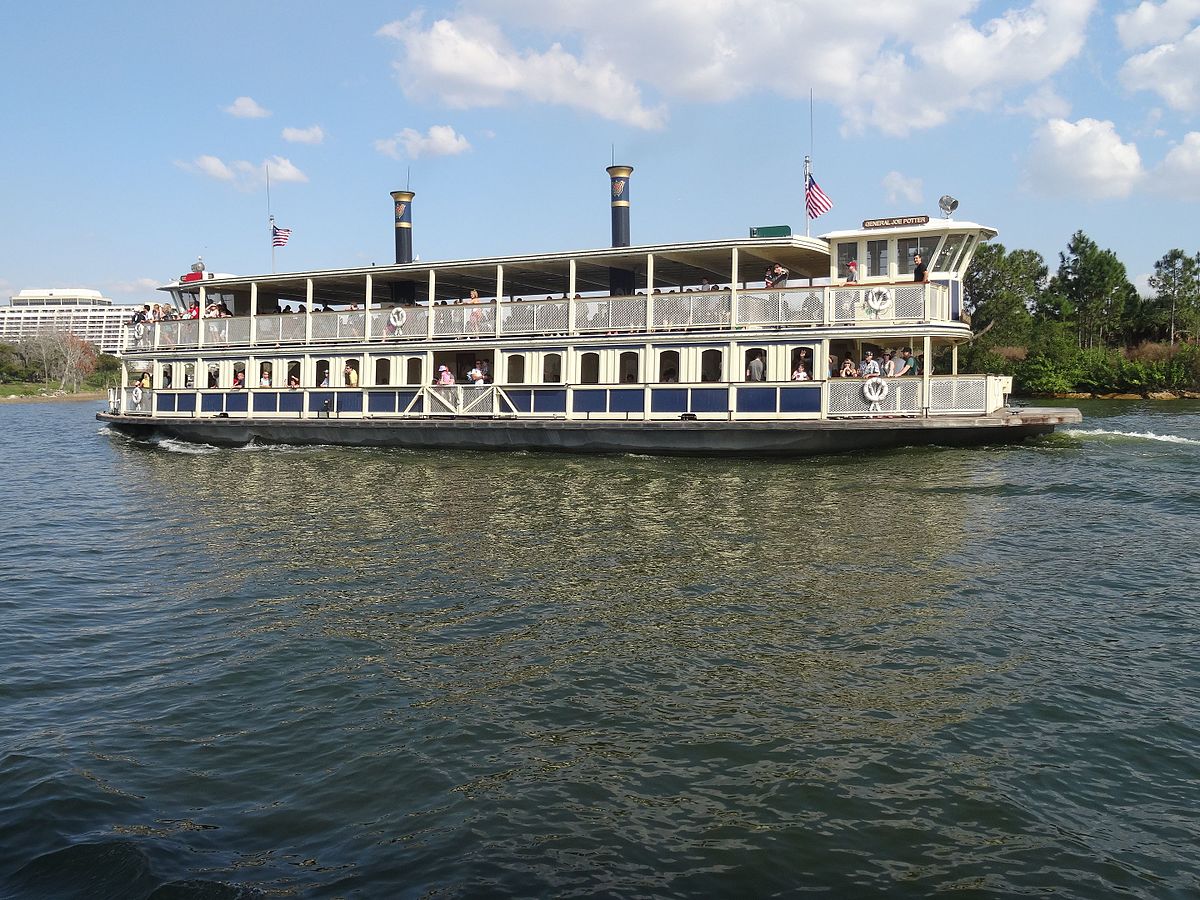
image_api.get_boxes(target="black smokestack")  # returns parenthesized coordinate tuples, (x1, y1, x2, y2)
(607, 165, 635, 296)
(390, 189, 416, 304)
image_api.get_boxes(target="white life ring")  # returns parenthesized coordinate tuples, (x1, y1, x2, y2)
(131, 386, 143, 405)
(388, 307, 407, 329)
(133, 322, 146, 339)
(866, 288, 890, 312)
(862, 377, 888, 404)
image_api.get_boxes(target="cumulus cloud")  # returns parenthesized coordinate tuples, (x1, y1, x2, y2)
(379, 1, 1096, 136)
(374, 125, 471, 160)
(223, 96, 271, 118)
(1007, 84, 1072, 119)
(1152, 131, 1200, 198)
(1120, 25, 1200, 110)
(1025, 118, 1144, 198)
(282, 125, 325, 144)
(176, 155, 308, 190)
(1115, 0, 1200, 48)
(882, 171, 923, 204)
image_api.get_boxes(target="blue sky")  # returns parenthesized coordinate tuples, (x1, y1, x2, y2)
(2, 0, 1198, 304)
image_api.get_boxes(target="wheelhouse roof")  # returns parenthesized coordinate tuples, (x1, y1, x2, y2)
(164, 236, 832, 305)
(820, 220, 997, 242)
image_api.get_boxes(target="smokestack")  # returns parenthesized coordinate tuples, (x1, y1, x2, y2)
(390, 189, 416, 304)
(606, 165, 635, 296)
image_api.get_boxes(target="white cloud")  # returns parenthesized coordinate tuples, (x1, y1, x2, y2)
(1120, 25, 1200, 110)
(1152, 131, 1200, 199)
(1115, 0, 1200, 48)
(882, 171, 923, 204)
(176, 155, 308, 190)
(1007, 84, 1071, 119)
(1025, 118, 1144, 198)
(110, 277, 161, 295)
(380, 1, 1096, 136)
(282, 125, 325, 144)
(374, 125, 471, 160)
(223, 96, 271, 118)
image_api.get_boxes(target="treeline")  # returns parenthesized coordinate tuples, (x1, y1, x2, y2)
(959, 232, 1200, 394)
(0, 333, 120, 392)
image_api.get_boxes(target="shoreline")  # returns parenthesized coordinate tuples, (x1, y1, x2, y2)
(1, 390, 107, 404)
(1043, 390, 1200, 401)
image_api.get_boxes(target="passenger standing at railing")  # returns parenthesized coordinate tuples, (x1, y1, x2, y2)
(467, 288, 483, 335)
(845, 260, 859, 284)
(765, 264, 789, 288)
(913, 254, 928, 283)
(747, 351, 766, 382)
(860, 351, 881, 378)
(344, 364, 358, 387)
(881, 352, 897, 377)
(468, 361, 486, 387)
(436, 365, 455, 385)
(895, 348, 920, 376)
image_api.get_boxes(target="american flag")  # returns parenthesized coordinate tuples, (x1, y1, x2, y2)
(272, 225, 292, 247)
(806, 174, 833, 219)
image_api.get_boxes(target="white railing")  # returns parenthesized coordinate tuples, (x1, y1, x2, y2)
(121, 386, 153, 415)
(123, 282, 956, 354)
(930, 376, 987, 414)
(827, 377, 922, 416)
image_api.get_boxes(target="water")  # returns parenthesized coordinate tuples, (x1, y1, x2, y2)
(1, 399, 1198, 899)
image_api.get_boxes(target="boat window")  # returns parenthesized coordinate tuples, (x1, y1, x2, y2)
(405, 358, 422, 385)
(259, 361, 273, 387)
(951, 234, 977, 273)
(867, 240, 888, 278)
(232, 361, 246, 389)
(836, 242, 858, 280)
(207, 363, 220, 388)
(315, 359, 330, 387)
(543, 353, 562, 383)
(701, 348, 723, 382)
(344, 359, 360, 386)
(286, 360, 300, 388)
(898, 237, 939, 275)
(933, 233, 966, 271)
(659, 350, 680, 383)
(580, 352, 600, 384)
(789, 346, 816, 380)
(161, 364, 174, 389)
(375, 358, 390, 386)
(618, 351, 639, 384)
(507, 354, 525, 384)
(743, 347, 767, 382)
(184, 363, 195, 389)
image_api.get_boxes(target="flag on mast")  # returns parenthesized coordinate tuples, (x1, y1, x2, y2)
(272, 225, 292, 247)
(805, 173, 833, 219)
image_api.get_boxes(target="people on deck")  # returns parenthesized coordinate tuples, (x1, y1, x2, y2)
(913, 254, 928, 283)
(437, 365, 455, 385)
(747, 351, 766, 382)
(895, 348, 920, 376)
(860, 351, 881, 378)
(839, 355, 859, 378)
(845, 260, 859, 283)
(344, 364, 359, 387)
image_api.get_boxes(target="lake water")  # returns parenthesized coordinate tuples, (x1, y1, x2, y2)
(1, 399, 1198, 898)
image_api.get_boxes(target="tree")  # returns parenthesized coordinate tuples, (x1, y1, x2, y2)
(1050, 231, 1133, 349)
(963, 242, 1042, 346)
(1148, 249, 1200, 345)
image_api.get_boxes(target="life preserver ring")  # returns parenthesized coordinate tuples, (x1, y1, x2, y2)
(131, 386, 143, 405)
(388, 307, 407, 329)
(862, 377, 888, 408)
(866, 288, 890, 312)
(133, 322, 146, 339)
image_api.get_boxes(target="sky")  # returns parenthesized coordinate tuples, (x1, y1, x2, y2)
(2, 0, 1198, 305)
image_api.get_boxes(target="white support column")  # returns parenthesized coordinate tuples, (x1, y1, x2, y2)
(645, 253, 655, 332)
(922, 334, 932, 415)
(729, 247, 739, 329)
(364, 274, 373, 342)
(952, 344, 958, 375)
(249, 281, 258, 346)
(305, 279, 314, 345)
(197, 286, 207, 349)
(568, 259, 577, 333)
(426, 270, 436, 340)
(494, 265, 504, 339)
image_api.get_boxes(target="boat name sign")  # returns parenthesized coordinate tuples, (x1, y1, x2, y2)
(862, 215, 930, 228)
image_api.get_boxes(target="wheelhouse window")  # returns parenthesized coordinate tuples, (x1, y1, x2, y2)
(618, 351, 639, 384)
(543, 353, 562, 383)
(701, 348, 723, 382)
(659, 350, 680, 383)
(375, 358, 391, 386)
(898, 237, 939, 275)
(507, 354, 525, 384)
(405, 358, 422, 385)
(867, 240, 888, 278)
(836, 242, 858, 280)
(580, 352, 600, 385)
(932, 233, 966, 272)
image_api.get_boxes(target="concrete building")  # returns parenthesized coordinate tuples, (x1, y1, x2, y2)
(0, 289, 141, 354)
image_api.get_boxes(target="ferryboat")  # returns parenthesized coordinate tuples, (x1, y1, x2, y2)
(97, 165, 1081, 456)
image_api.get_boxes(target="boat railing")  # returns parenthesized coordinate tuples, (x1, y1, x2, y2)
(128, 282, 954, 352)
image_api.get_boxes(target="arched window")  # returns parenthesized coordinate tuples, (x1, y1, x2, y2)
(790, 346, 815, 380)
(315, 359, 330, 387)
(160, 363, 174, 389)
(580, 352, 600, 384)
(701, 348, 723, 383)
(406, 357, 422, 385)
(659, 350, 679, 383)
(183, 363, 195, 389)
(543, 353, 562, 383)
(258, 361, 272, 387)
(286, 360, 300, 389)
(344, 359, 360, 386)
(618, 351, 639, 384)
(375, 358, 391, 385)
(743, 347, 767, 382)
(507, 354, 525, 384)
(207, 363, 220, 388)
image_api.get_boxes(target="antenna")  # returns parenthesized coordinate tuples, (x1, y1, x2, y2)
(406, 165, 411, 191)
(939, 195, 959, 218)
(611, 144, 615, 166)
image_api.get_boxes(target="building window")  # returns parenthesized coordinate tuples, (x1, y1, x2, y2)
(543, 353, 562, 383)
(701, 348, 723, 382)
(618, 351, 639, 384)
(867, 240, 888, 278)
(659, 350, 679, 383)
(507, 354, 526, 384)
(580, 352, 600, 384)
(406, 358, 422, 385)
(375, 358, 391, 386)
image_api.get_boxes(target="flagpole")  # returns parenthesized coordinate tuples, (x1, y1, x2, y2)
(804, 155, 812, 238)
(266, 163, 275, 274)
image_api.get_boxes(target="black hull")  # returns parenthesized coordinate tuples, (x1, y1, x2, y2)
(96, 411, 1076, 457)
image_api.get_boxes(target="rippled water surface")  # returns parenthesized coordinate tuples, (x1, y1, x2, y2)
(1, 399, 1198, 898)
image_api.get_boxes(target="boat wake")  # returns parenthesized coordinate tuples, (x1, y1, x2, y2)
(1062, 428, 1200, 446)
(153, 438, 221, 455)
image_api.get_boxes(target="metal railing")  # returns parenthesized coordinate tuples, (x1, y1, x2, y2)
(124, 282, 954, 352)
